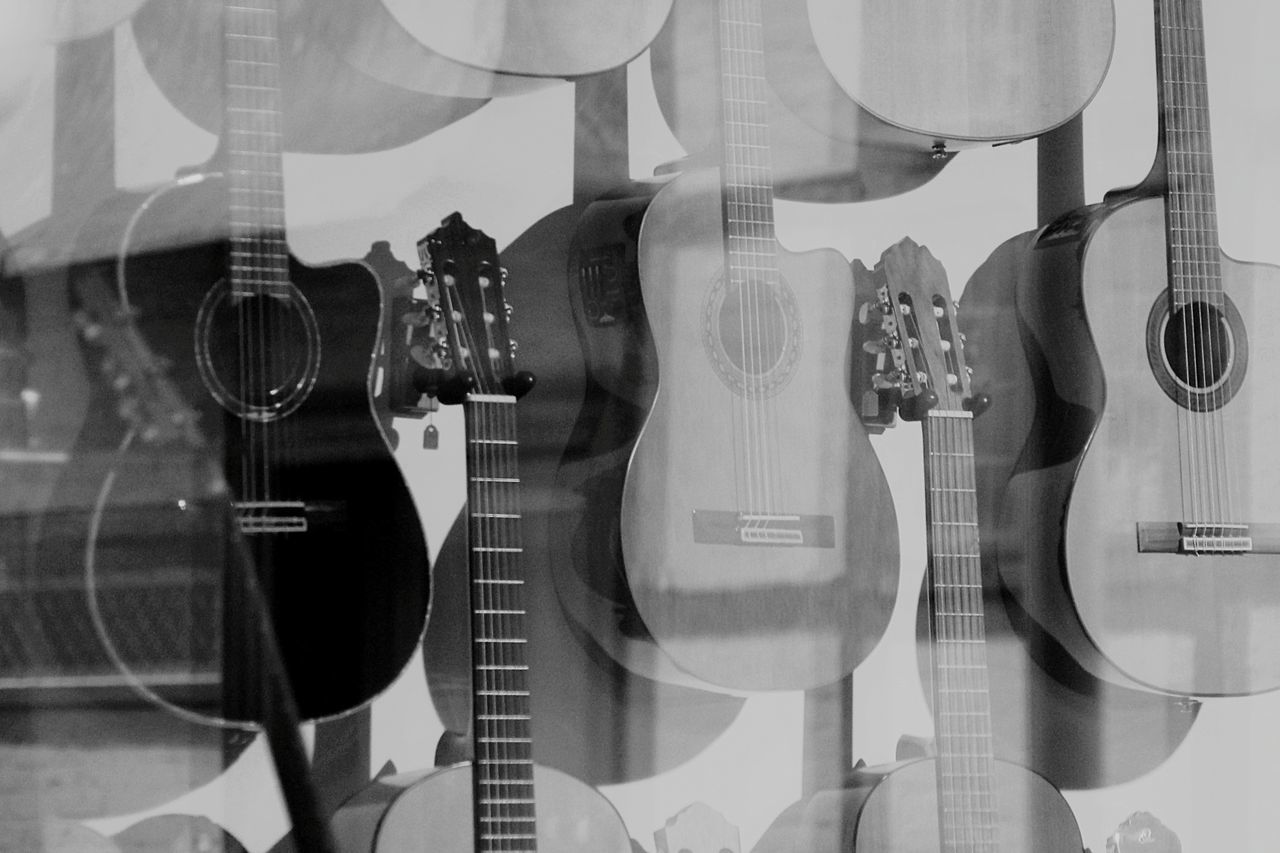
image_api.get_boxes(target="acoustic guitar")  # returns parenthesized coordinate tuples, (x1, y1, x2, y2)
(130, 0, 486, 155)
(331, 213, 633, 853)
(562, 0, 899, 692)
(650, 0, 1114, 203)
(993, 0, 1280, 697)
(51, 0, 430, 722)
(753, 238, 1082, 853)
(376, 0, 673, 78)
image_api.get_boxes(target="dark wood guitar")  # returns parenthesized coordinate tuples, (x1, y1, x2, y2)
(53, 0, 430, 722)
(331, 214, 633, 853)
(991, 0, 1280, 697)
(753, 238, 1082, 853)
(561, 0, 899, 692)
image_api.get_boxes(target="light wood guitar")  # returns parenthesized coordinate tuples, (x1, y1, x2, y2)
(651, 0, 1114, 202)
(753, 238, 1082, 853)
(994, 0, 1280, 697)
(562, 0, 899, 692)
(377, 0, 673, 78)
(331, 214, 632, 853)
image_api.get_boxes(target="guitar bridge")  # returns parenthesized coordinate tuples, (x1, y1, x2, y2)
(233, 501, 309, 534)
(1135, 522, 1280, 554)
(692, 511, 835, 548)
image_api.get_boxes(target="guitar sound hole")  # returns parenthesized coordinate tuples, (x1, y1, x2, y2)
(1162, 301, 1231, 391)
(196, 280, 321, 420)
(702, 271, 802, 398)
(717, 279, 788, 376)
(1146, 295, 1247, 412)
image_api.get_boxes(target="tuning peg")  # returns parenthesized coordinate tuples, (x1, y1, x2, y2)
(902, 389, 938, 420)
(503, 370, 536, 399)
(504, 301, 514, 319)
(508, 340, 519, 357)
(963, 392, 992, 416)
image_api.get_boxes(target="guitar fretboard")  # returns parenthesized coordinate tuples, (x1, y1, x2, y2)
(466, 394, 537, 853)
(1154, 0, 1223, 307)
(923, 409, 998, 853)
(717, 0, 779, 280)
(225, 0, 289, 298)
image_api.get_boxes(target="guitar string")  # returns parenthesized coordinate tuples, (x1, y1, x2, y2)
(1172, 0, 1219, 534)
(928, 406, 998, 851)
(1160, 0, 1202, 534)
(460, 266, 535, 846)
(723, 0, 783, 524)
(1187, 0, 1235, 534)
(719, 0, 758, 523)
(1173, 0, 1234, 537)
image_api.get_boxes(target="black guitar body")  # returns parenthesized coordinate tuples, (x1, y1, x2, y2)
(48, 172, 429, 722)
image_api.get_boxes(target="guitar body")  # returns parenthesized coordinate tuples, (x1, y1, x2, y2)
(331, 764, 633, 852)
(934, 232, 1197, 788)
(752, 758, 1082, 853)
(57, 172, 429, 720)
(650, 0, 950, 204)
(379, 0, 673, 77)
(998, 196, 1280, 696)
(567, 169, 898, 691)
(802, 0, 1114, 142)
(131, 0, 487, 155)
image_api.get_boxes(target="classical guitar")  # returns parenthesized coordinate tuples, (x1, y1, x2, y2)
(563, 0, 899, 692)
(54, 0, 430, 721)
(376, 0, 673, 78)
(992, 0, 1280, 696)
(486, 69, 745, 785)
(331, 213, 633, 853)
(130, 0, 486, 155)
(753, 238, 1082, 853)
(650, 0, 1114, 202)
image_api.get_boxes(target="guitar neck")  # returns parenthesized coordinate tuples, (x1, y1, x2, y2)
(465, 393, 538, 852)
(716, 0, 779, 274)
(1152, 0, 1223, 306)
(224, 0, 289, 297)
(922, 409, 999, 852)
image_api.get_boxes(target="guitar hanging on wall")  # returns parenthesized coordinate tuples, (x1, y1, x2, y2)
(993, 0, 1280, 697)
(753, 238, 1082, 853)
(560, 0, 899, 692)
(56, 0, 430, 722)
(331, 213, 633, 853)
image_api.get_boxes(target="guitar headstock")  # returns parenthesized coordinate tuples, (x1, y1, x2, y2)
(415, 212, 534, 403)
(856, 238, 986, 421)
(73, 276, 204, 446)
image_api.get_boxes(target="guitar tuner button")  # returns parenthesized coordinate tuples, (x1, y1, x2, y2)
(478, 276, 491, 288)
